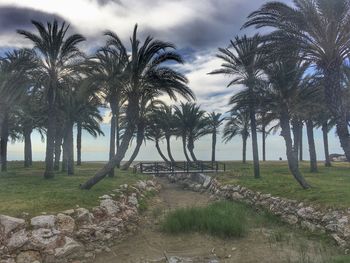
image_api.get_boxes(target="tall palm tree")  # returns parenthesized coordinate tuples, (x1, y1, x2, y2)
(86, 45, 128, 175)
(207, 112, 224, 162)
(0, 49, 36, 172)
(223, 108, 250, 163)
(174, 102, 207, 162)
(244, 0, 350, 161)
(81, 25, 193, 189)
(18, 20, 85, 179)
(210, 35, 264, 178)
(262, 55, 311, 189)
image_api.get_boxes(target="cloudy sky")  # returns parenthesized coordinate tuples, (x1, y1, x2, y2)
(0, 0, 344, 161)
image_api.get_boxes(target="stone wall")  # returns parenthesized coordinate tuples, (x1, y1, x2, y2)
(168, 173, 350, 250)
(0, 180, 159, 263)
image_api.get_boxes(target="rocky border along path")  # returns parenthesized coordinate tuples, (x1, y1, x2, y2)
(0, 179, 160, 263)
(168, 173, 350, 252)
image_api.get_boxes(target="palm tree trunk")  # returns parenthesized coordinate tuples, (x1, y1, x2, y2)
(24, 126, 32, 168)
(61, 132, 68, 173)
(76, 121, 82, 166)
(306, 120, 317, 173)
(187, 135, 197, 162)
(44, 87, 56, 179)
(122, 122, 145, 170)
(115, 102, 120, 168)
(166, 135, 175, 162)
(156, 139, 169, 162)
(211, 131, 216, 162)
(322, 122, 331, 167)
(242, 135, 247, 163)
(262, 125, 266, 162)
(182, 134, 191, 162)
(109, 108, 116, 177)
(324, 66, 350, 161)
(0, 113, 9, 172)
(66, 121, 74, 175)
(292, 119, 300, 157)
(54, 131, 63, 171)
(80, 99, 139, 189)
(249, 101, 260, 178)
(299, 123, 303, 161)
(280, 112, 310, 189)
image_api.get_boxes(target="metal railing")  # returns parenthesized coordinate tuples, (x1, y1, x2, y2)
(133, 161, 226, 174)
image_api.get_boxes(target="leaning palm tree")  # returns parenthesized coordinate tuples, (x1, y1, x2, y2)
(155, 104, 177, 162)
(86, 45, 128, 175)
(223, 108, 250, 163)
(262, 55, 311, 189)
(18, 20, 85, 179)
(210, 34, 264, 178)
(207, 112, 224, 162)
(174, 102, 207, 162)
(80, 25, 193, 189)
(243, 0, 350, 161)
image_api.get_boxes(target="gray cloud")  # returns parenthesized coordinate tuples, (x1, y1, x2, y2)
(0, 6, 67, 33)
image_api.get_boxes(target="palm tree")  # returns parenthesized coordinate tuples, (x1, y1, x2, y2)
(121, 98, 165, 170)
(0, 49, 36, 171)
(244, 0, 350, 161)
(80, 25, 193, 189)
(261, 55, 311, 189)
(210, 35, 264, 178)
(174, 102, 207, 162)
(256, 109, 278, 162)
(207, 112, 224, 162)
(86, 45, 128, 175)
(223, 108, 250, 163)
(18, 20, 85, 179)
(155, 105, 177, 162)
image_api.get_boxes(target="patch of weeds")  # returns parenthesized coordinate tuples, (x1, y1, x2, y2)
(329, 255, 350, 263)
(161, 201, 247, 238)
(268, 229, 291, 243)
(138, 190, 157, 213)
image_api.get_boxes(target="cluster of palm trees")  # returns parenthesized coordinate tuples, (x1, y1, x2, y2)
(0, 21, 199, 188)
(1, 0, 350, 191)
(211, 0, 350, 189)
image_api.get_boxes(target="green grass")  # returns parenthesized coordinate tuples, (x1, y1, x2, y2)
(217, 161, 350, 208)
(0, 161, 150, 216)
(161, 201, 247, 238)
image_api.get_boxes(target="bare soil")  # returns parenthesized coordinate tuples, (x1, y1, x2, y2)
(95, 178, 339, 263)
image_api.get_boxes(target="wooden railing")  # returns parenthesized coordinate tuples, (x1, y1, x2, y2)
(133, 161, 226, 174)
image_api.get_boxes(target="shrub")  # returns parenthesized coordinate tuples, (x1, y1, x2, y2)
(161, 201, 247, 238)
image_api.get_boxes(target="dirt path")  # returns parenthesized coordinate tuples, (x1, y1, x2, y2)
(94, 178, 337, 263)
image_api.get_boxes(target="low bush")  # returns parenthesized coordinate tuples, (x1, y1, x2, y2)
(161, 201, 247, 238)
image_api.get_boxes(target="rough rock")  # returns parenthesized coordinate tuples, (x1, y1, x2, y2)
(128, 194, 138, 207)
(16, 250, 41, 263)
(55, 236, 83, 257)
(99, 195, 112, 200)
(75, 208, 93, 225)
(0, 215, 25, 236)
(6, 229, 28, 251)
(31, 215, 56, 229)
(30, 228, 61, 250)
(56, 213, 75, 234)
(332, 234, 347, 247)
(100, 199, 120, 216)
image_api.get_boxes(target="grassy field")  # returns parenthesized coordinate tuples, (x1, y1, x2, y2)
(0, 162, 150, 216)
(217, 161, 350, 209)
